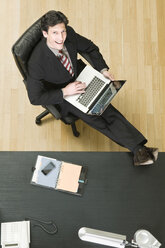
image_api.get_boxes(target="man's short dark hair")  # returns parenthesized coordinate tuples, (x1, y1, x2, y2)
(41, 10, 69, 32)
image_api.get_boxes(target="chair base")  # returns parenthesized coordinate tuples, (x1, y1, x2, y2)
(71, 123, 80, 137)
(35, 109, 49, 125)
(35, 110, 80, 137)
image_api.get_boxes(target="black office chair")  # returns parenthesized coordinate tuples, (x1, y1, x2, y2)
(12, 14, 94, 137)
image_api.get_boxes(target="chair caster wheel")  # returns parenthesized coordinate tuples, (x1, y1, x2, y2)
(74, 132, 80, 137)
(35, 119, 41, 125)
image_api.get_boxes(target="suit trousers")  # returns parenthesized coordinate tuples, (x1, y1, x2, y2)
(63, 101, 147, 152)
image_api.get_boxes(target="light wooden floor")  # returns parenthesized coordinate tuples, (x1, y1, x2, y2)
(0, 0, 165, 151)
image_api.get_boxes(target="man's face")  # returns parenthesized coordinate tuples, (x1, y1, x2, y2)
(42, 23, 67, 50)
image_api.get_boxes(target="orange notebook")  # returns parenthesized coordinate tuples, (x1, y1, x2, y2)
(31, 155, 88, 196)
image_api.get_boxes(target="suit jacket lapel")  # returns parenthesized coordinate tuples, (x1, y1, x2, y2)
(41, 37, 77, 78)
(41, 39, 72, 79)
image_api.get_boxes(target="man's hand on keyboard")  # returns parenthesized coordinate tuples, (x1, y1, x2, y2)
(102, 70, 115, 81)
(62, 81, 86, 97)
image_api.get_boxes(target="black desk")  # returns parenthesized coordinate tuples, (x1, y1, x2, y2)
(0, 152, 164, 247)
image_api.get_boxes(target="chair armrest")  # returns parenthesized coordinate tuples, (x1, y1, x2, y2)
(44, 105, 61, 120)
(79, 52, 95, 68)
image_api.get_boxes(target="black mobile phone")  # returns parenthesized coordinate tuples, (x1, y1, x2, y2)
(41, 162, 56, 175)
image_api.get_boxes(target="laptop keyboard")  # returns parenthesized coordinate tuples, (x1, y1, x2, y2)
(77, 76, 105, 107)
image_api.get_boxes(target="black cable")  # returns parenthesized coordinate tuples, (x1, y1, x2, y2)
(25, 217, 58, 235)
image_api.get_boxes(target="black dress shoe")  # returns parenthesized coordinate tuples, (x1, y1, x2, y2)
(145, 147, 159, 162)
(133, 146, 159, 166)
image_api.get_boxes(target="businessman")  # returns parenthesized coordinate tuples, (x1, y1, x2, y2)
(27, 10, 158, 166)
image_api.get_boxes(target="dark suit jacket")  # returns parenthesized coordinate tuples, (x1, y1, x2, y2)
(27, 26, 109, 115)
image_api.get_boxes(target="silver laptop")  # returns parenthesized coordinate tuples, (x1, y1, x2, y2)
(65, 65, 126, 115)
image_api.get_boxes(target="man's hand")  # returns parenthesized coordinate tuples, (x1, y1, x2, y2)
(62, 81, 86, 97)
(102, 70, 115, 81)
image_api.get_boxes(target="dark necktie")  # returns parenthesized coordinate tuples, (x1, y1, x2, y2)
(58, 50, 74, 77)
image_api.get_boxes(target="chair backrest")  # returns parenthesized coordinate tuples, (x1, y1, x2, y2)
(12, 17, 42, 83)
